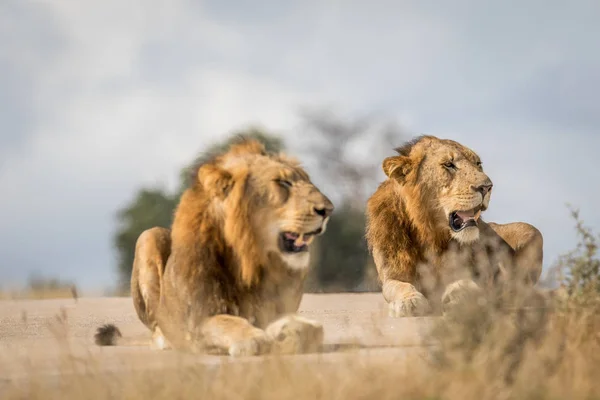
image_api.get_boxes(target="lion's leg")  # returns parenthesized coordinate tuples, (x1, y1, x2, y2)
(373, 248, 431, 318)
(200, 314, 272, 357)
(441, 279, 485, 316)
(264, 314, 324, 355)
(130, 227, 172, 349)
(487, 222, 543, 285)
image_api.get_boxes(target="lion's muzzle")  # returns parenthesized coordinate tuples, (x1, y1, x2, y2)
(449, 205, 483, 232)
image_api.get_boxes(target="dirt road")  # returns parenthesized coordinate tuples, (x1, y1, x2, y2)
(0, 294, 436, 384)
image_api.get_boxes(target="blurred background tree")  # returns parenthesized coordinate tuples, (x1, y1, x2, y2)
(294, 109, 404, 292)
(111, 111, 406, 294)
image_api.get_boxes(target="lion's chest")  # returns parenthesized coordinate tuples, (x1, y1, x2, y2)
(421, 240, 503, 289)
(236, 279, 303, 329)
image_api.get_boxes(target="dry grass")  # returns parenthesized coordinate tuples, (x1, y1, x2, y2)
(0, 276, 78, 300)
(3, 209, 600, 399)
(0, 287, 78, 300)
(3, 354, 432, 400)
(4, 307, 599, 399)
(3, 306, 599, 400)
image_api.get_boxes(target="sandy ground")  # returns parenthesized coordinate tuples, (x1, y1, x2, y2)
(0, 293, 436, 384)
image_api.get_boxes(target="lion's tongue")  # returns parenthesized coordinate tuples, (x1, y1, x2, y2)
(456, 210, 476, 222)
(284, 232, 299, 240)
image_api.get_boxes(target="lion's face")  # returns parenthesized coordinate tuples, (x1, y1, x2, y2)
(383, 136, 493, 244)
(199, 139, 333, 281)
(249, 156, 334, 271)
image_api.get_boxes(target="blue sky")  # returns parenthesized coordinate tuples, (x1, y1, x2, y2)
(1, 0, 599, 293)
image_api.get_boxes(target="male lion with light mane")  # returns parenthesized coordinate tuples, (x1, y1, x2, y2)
(95, 138, 334, 356)
(365, 135, 543, 317)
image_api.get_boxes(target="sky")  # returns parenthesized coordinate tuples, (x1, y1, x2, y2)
(1, 0, 599, 293)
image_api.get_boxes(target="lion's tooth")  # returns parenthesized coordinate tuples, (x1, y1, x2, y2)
(305, 235, 315, 245)
(474, 210, 481, 221)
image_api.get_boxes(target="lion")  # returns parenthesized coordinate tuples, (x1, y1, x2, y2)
(365, 135, 544, 317)
(95, 137, 334, 356)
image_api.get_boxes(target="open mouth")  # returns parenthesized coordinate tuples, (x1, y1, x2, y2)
(449, 206, 483, 232)
(279, 229, 322, 253)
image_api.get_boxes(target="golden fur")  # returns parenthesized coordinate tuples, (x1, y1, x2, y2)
(365, 135, 543, 317)
(95, 138, 333, 356)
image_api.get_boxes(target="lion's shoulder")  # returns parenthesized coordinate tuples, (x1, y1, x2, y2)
(366, 180, 416, 257)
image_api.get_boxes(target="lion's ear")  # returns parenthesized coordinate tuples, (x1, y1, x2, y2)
(383, 156, 413, 182)
(197, 164, 233, 199)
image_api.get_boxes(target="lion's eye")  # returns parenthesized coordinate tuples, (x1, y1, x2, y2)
(276, 179, 293, 188)
(443, 161, 456, 170)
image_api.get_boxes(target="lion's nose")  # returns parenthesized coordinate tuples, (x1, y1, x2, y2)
(473, 183, 493, 197)
(314, 203, 334, 218)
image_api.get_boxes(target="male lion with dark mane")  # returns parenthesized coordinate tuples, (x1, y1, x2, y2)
(366, 135, 543, 317)
(95, 138, 333, 356)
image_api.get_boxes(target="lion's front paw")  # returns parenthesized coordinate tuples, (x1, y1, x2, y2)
(441, 279, 485, 315)
(228, 329, 272, 357)
(389, 292, 431, 317)
(150, 327, 171, 351)
(265, 315, 324, 355)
